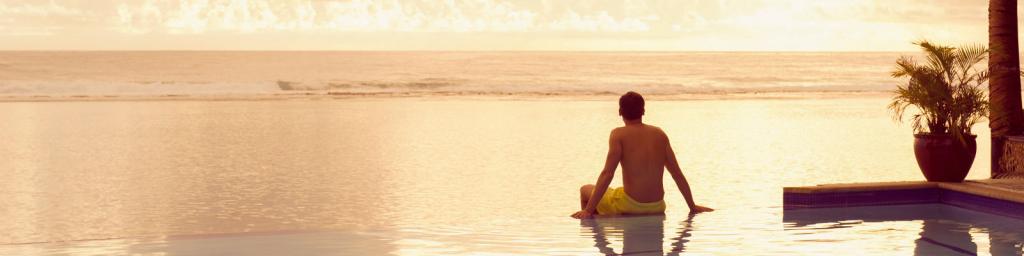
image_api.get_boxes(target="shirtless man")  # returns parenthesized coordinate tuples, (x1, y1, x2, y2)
(571, 92, 713, 219)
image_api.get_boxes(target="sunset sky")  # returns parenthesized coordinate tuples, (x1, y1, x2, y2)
(0, 0, 1010, 51)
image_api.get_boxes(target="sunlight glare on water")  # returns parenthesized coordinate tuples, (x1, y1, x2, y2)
(0, 97, 1017, 255)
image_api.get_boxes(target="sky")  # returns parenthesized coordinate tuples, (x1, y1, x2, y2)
(0, 0, 1010, 51)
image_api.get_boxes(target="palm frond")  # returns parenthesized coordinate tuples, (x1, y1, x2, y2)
(889, 40, 989, 142)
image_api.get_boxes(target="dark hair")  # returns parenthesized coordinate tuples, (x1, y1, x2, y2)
(619, 91, 645, 120)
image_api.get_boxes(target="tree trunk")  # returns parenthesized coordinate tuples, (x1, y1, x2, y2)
(989, 0, 1024, 178)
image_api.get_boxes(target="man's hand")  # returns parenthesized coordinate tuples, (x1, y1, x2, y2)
(690, 205, 714, 213)
(571, 210, 595, 219)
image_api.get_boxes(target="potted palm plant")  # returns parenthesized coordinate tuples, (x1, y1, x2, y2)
(888, 41, 989, 182)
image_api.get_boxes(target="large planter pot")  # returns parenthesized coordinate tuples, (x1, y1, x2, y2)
(913, 133, 977, 182)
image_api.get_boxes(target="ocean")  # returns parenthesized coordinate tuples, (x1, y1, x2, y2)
(0, 52, 1011, 255)
(0, 51, 904, 97)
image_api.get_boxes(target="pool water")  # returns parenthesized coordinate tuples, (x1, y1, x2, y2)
(4, 204, 1023, 255)
(786, 204, 1024, 255)
(0, 97, 1018, 255)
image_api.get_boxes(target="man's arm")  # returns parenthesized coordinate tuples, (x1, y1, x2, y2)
(666, 140, 713, 213)
(573, 130, 622, 218)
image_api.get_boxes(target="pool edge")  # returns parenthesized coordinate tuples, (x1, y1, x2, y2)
(783, 180, 1024, 220)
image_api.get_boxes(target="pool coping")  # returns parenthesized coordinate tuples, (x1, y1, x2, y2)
(783, 180, 1024, 220)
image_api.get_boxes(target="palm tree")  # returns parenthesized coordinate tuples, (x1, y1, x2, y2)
(989, 0, 1024, 178)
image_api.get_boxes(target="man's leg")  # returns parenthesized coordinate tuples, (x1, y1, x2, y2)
(580, 184, 595, 210)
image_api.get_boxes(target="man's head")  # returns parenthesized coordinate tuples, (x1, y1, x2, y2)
(618, 91, 645, 121)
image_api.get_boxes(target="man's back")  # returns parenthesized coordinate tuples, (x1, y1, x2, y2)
(571, 91, 711, 219)
(615, 124, 668, 203)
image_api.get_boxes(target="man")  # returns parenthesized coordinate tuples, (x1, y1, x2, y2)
(572, 91, 713, 219)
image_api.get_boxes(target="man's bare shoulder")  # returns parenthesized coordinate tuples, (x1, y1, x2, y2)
(644, 124, 668, 136)
(609, 127, 624, 138)
(645, 124, 664, 131)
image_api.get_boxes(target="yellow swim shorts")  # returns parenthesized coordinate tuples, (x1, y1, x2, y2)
(595, 187, 666, 215)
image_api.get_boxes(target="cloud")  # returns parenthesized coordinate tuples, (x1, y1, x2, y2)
(116, 1, 163, 34)
(0, 1, 85, 16)
(110, 0, 664, 33)
(548, 11, 654, 32)
(0, 0, 1013, 50)
(0, 1, 92, 35)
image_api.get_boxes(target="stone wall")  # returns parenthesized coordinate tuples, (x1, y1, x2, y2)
(999, 136, 1024, 179)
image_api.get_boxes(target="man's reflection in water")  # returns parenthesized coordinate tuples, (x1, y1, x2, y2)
(915, 220, 1023, 256)
(582, 214, 695, 255)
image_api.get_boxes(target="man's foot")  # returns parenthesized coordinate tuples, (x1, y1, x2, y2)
(571, 210, 595, 219)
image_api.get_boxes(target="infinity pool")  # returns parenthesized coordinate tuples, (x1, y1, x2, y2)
(1, 98, 1019, 255)
(3, 204, 1022, 255)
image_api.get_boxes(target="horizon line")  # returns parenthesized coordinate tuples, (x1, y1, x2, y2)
(0, 49, 917, 53)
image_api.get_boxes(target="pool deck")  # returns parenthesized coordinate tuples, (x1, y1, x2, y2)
(783, 179, 1024, 220)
